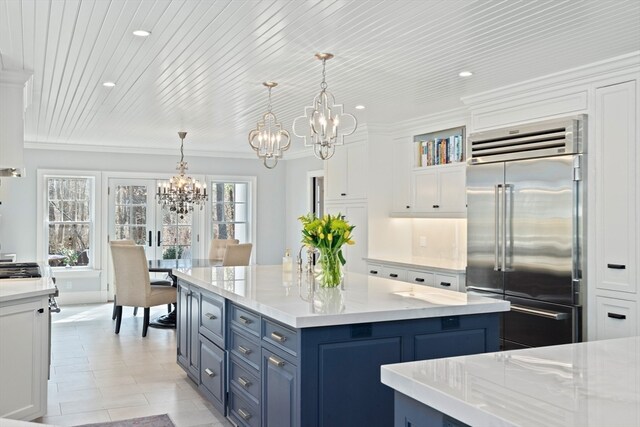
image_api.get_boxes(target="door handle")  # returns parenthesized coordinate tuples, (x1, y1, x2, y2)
(503, 183, 513, 272)
(157, 231, 161, 247)
(511, 304, 569, 320)
(148, 231, 152, 247)
(494, 184, 502, 271)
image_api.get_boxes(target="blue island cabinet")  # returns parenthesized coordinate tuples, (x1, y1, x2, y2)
(176, 280, 500, 427)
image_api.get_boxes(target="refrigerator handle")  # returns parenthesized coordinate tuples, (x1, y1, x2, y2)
(504, 184, 513, 271)
(494, 184, 502, 271)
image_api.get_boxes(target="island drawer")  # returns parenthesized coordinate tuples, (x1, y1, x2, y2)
(262, 319, 298, 356)
(381, 266, 408, 282)
(407, 270, 435, 286)
(200, 294, 224, 344)
(229, 386, 261, 427)
(230, 328, 261, 371)
(199, 336, 225, 408)
(230, 304, 261, 337)
(229, 357, 261, 403)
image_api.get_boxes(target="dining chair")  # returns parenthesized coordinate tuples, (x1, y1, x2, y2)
(209, 238, 239, 261)
(110, 244, 177, 337)
(222, 243, 253, 266)
(109, 240, 172, 320)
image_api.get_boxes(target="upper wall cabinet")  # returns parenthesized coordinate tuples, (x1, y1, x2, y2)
(325, 142, 367, 202)
(391, 127, 467, 218)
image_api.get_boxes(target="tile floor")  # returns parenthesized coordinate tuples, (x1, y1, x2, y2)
(36, 303, 233, 427)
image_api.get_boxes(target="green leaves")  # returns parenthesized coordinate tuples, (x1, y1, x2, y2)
(298, 212, 355, 252)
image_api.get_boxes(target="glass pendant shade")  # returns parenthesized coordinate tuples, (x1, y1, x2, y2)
(293, 53, 357, 160)
(156, 132, 207, 219)
(248, 82, 290, 169)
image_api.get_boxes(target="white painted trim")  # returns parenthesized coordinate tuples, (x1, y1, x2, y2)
(388, 107, 468, 138)
(55, 290, 106, 305)
(306, 169, 324, 215)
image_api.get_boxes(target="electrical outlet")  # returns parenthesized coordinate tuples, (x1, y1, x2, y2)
(419, 236, 427, 247)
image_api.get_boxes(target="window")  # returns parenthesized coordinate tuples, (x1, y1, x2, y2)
(45, 176, 94, 267)
(210, 181, 249, 243)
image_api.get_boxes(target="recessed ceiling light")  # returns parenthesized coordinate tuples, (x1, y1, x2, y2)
(458, 71, 473, 77)
(355, 105, 365, 110)
(102, 81, 116, 87)
(133, 30, 151, 37)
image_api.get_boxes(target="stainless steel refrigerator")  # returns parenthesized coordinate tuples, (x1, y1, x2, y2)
(466, 115, 586, 350)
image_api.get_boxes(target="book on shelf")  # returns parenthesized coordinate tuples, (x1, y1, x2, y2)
(416, 133, 464, 167)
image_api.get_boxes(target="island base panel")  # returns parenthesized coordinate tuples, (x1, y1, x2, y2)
(395, 392, 471, 427)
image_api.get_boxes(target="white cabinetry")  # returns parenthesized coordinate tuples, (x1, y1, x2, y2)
(0, 295, 49, 420)
(325, 142, 367, 201)
(366, 260, 464, 292)
(325, 203, 368, 275)
(593, 79, 639, 340)
(411, 164, 466, 215)
(391, 138, 413, 212)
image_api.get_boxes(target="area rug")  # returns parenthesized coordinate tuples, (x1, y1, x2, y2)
(75, 414, 175, 427)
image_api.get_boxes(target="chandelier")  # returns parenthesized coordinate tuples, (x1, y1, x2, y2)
(293, 53, 357, 160)
(248, 81, 291, 169)
(156, 132, 207, 219)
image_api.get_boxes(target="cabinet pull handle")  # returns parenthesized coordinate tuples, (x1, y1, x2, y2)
(238, 376, 251, 388)
(204, 368, 215, 377)
(204, 312, 217, 320)
(389, 273, 398, 278)
(36, 308, 44, 314)
(433, 204, 440, 208)
(271, 331, 287, 343)
(268, 355, 285, 367)
(415, 278, 425, 283)
(238, 315, 252, 325)
(406, 205, 410, 209)
(440, 282, 451, 287)
(340, 193, 347, 196)
(607, 264, 626, 270)
(608, 312, 626, 320)
(237, 408, 252, 421)
(369, 270, 378, 274)
(238, 345, 252, 355)
(148, 230, 152, 247)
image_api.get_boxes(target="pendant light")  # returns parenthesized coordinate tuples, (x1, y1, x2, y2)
(248, 82, 291, 169)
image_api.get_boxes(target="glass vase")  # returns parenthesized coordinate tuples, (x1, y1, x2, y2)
(318, 249, 343, 288)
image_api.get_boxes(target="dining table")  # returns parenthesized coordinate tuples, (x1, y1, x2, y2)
(147, 258, 221, 328)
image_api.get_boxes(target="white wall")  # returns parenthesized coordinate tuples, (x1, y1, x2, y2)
(0, 148, 287, 265)
(283, 155, 323, 261)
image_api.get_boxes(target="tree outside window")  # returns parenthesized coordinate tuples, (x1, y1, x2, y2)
(211, 182, 248, 243)
(46, 177, 92, 267)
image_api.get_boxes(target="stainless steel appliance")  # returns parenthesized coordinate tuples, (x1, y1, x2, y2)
(466, 115, 585, 350)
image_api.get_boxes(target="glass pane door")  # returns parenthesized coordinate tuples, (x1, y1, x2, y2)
(159, 206, 193, 260)
(109, 179, 156, 259)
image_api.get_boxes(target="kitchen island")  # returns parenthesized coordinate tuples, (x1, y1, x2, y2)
(0, 270, 57, 421)
(173, 264, 509, 427)
(381, 336, 640, 427)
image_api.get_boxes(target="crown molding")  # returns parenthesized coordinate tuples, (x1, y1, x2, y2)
(462, 51, 640, 107)
(388, 107, 469, 138)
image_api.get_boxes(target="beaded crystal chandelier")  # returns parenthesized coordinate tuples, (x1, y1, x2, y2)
(248, 81, 291, 169)
(293, 53, 357, 160)
(156, 132, 207, 219)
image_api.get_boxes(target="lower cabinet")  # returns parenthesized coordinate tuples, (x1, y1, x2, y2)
(177, 284, 499, 427)
(0, 295, 50, 420)
(177, 282, 200, 381)
(393, 392, 470, 427)
(367, 261, 465, 292)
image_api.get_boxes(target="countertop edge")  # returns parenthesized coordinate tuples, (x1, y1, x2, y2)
(0, 278, 57, 303)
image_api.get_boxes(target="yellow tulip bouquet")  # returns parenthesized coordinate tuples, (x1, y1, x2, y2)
(299, 213, 355, 287)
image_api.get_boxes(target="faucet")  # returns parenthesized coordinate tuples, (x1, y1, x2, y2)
(297, 245, 318, 273)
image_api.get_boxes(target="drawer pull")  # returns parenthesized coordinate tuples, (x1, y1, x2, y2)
(433, 204, 440, 208)
(340, 193, 347, 196)
(369, 270, 378, 274)
(238, 345, 252, 355)
(204, 368, 216, 378)
(238, 376, 252, 388)
(389, 273, 398, 278)
(440, 282, 451, 287)
(608, 312, 627, 320)
(415, 278, 425, 283)
(237, 408, 252, 421)
(406, 205, 410, 209)
(607, 264, 626, 270)
(239, 315, 253, 325)
(271, 331, 287, 343)
(268, 355, 285, 367)
(204, 312, 217, 320)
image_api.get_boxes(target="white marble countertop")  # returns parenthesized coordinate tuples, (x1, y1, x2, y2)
(364, 256, 466, 273)
(0, 265, 57, 303)
(173, 265, 508, 328)
(381, 336, 640, 427)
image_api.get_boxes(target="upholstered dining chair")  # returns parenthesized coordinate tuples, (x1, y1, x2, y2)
(222, 243, 253, 266)
(110, 243, 177, 337)
(109, 240, 172, 320)
(209, 238, 239, 261)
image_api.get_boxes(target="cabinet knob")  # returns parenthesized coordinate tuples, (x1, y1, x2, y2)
(406, 205, 410, 209)
(433, 204, 440, 208)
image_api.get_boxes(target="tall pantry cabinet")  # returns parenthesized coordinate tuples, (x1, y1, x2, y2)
(593, 79, 639, 339)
